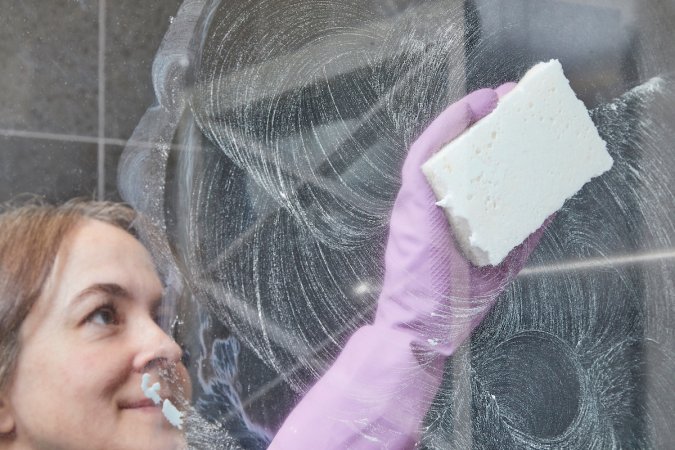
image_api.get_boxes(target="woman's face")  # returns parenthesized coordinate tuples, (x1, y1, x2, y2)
(2, 219, 191, 450)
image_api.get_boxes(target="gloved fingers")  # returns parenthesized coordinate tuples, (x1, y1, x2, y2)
(463, 88, 499, 123)
(427, 88, 499, 149)
(400, 102, 471, 176)
(524, 214, 555, 249)
(495, 82, 517, 98)
(469, 213, 555, 299)
(401, 88, 499, 179)
(504, 213, 556, 272)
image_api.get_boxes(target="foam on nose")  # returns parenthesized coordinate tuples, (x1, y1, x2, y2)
(141, 372, 184, 429)
(141, 373, 162, 405)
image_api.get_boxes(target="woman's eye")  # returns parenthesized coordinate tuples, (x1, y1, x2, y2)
(86, 305, 119, 326)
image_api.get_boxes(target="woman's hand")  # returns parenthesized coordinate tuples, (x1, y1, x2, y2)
(376, 83, 550, 356)
(269, 84, 550, 449)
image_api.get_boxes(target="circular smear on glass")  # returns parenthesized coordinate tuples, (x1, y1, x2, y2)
(477, 331, 583, 440)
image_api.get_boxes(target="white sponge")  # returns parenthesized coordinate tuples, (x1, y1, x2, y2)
(422, 59, 613, 266)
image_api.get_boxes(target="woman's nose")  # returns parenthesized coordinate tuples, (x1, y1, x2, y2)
(132, 318, 184, 372)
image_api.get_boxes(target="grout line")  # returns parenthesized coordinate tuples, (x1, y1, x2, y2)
(97, 0, 107, 200)
(0, 128, 190, 152)
(520, 249, 675, 276)
(0, 128, 120, 145)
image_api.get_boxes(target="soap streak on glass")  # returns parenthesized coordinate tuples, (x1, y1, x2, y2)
(117, 0, 675, 448)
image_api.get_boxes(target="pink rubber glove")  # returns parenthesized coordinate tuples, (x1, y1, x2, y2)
(269, 84, 549, 449)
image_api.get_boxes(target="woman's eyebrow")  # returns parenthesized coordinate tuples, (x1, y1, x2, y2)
(71, 283, 131, 306)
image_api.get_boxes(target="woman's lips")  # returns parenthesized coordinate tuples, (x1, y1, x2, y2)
(121, 395, 182, 409)
(120, 398, 162, 410)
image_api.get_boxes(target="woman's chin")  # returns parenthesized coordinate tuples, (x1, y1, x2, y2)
(119, 411, 186, 450)
(130, 431, 186, 450)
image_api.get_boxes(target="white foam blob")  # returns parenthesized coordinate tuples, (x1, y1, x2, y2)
(141, 372, 184, 430)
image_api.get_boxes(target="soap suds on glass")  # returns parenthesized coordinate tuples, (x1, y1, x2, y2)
(117, 0, 675, 447)
(141, 373, 184, 430)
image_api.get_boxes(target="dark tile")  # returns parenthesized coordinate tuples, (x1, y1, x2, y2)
(105, 0, 183, 141)
(466, 0, 639, 108)
(0, 1, 99, 137)
(0, 136, 98, 203)
(103, 144, 124, 201)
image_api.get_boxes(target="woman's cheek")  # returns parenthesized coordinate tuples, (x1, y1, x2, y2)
(70, 346, 131, 396)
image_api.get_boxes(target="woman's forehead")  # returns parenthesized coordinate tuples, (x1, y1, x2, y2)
(46, 220, 163, 307)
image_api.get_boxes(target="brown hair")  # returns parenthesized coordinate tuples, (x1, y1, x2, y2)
(0, 198, 136, 390)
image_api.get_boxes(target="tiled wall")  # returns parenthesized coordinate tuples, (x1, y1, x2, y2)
(0, 0, 183, 203)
